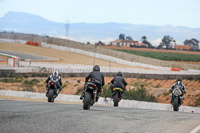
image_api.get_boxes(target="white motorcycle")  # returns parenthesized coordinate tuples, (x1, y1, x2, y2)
(171, 86, 185, 111)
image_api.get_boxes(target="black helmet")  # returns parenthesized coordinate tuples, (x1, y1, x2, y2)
(93, 65, 100, 71)
(176, 79, 182, 82)
(117, 71, 122, 76)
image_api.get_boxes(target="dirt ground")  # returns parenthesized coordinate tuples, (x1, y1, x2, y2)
(0, 77, 200, 107)
(0, 42, 150, 69)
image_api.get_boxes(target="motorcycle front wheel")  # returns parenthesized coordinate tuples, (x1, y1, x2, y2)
(173, 97, 179, 111)
(48, 89, 55, 103)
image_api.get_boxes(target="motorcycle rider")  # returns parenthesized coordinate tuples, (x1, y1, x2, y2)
(46, 70, 62, 96)
(80, 65, 105, 102)
(110, 71, 127, 97)
(170, 79, 186, 103)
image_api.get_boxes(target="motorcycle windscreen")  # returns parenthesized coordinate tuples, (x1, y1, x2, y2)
(173, 88, 182, 96)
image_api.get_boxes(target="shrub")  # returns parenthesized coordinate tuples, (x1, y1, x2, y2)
(23, 79, 40, 85)
(75, 87, 83, 95)
(0, 76, 23, 83)
(195, 97, 200, 106)
(101, 84, 112, 98)
(101, 83, 156, 102)
(163, 91, 170, 97)
(62, 84, 67, 88)
(123, 85, 156, 102)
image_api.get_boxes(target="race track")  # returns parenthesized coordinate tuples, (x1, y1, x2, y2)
(0, 100, 200, 133)
(0, 50, 58, 61)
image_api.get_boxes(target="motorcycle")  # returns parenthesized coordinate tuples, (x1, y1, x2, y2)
(47, 79, 59, 103)
(171, 86, 184, 111)
(82, 82, 98, 110)
(112, 87, 123, 107)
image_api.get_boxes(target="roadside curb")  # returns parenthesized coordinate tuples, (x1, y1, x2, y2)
(0, 90, 199, 113)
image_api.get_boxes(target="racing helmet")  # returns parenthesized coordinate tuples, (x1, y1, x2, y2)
(176, 79, 182, 85)
(53, 70, 58, 76)
(117, 71, 122, 76)
(93, 65, 100, 71)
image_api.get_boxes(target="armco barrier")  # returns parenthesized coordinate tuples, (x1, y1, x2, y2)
(0, 69, 200, 80)
(0, 90, 200, 113)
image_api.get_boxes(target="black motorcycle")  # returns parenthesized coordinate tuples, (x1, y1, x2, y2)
(82, 82, 98, 110)
(47, 80, 58, 103)
(112, 87, 123, 107)
(171, 86, 184, 111)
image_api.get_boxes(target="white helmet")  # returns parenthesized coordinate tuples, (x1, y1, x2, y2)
(53, 70, 59, 76)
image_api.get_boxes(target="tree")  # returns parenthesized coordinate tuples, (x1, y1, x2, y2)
(141, 36, 153, 48)
(119, 33, 125, 40)
(141, 36, 147, 42)
(158, 35, 175, 49)
(126, 36, 133, 40)
(184, 38, 199, 50)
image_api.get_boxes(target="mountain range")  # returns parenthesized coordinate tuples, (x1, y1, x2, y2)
(0, 11, 200, 46)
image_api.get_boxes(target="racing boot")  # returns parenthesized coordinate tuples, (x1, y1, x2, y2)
(55, 88, 61, 97)
(46, 85, 49, 97)
(96, 92, 101, 102)
(80, 91, 85, 100)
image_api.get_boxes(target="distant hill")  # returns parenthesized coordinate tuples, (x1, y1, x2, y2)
(0, 11, 200, 46)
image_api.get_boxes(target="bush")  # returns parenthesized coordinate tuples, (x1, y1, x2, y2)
(75, 87, 83, 95)
(163, 91, 170, 97)
(62, 84, 67, 88)
(123, 85, 156, 102)
(195, 97, 200, 106)
(101, 84, 112, 98)
(23, 79, 40, 85)
(0, 76, 23, 83)
(101, 83, 156, 102)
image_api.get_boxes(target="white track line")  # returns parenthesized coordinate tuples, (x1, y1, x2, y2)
(0, 52, 19, 58)
(190, 124, 200, 133)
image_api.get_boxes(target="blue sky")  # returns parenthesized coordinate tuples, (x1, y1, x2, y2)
(0, 0, 200, 28)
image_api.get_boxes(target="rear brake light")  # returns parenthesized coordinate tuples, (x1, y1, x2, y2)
(51, 82, 54, 85)
(88, 84, 95, 88)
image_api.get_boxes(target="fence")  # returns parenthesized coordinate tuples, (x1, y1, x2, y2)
(19, 61, 200, 75)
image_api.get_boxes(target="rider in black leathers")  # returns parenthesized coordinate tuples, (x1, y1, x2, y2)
(170, 79, 186, 103)
(46, 70, 62, 96)
(110, 71, 127, 96)
(80, 65, 105, 102)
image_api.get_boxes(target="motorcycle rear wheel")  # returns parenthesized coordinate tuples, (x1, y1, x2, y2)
(83, 92, 91, 110)
(113, 96, 119, 107)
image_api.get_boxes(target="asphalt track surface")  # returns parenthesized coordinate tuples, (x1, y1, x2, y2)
(0, 100, 200, 133)
(0, 50, 57, 61)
